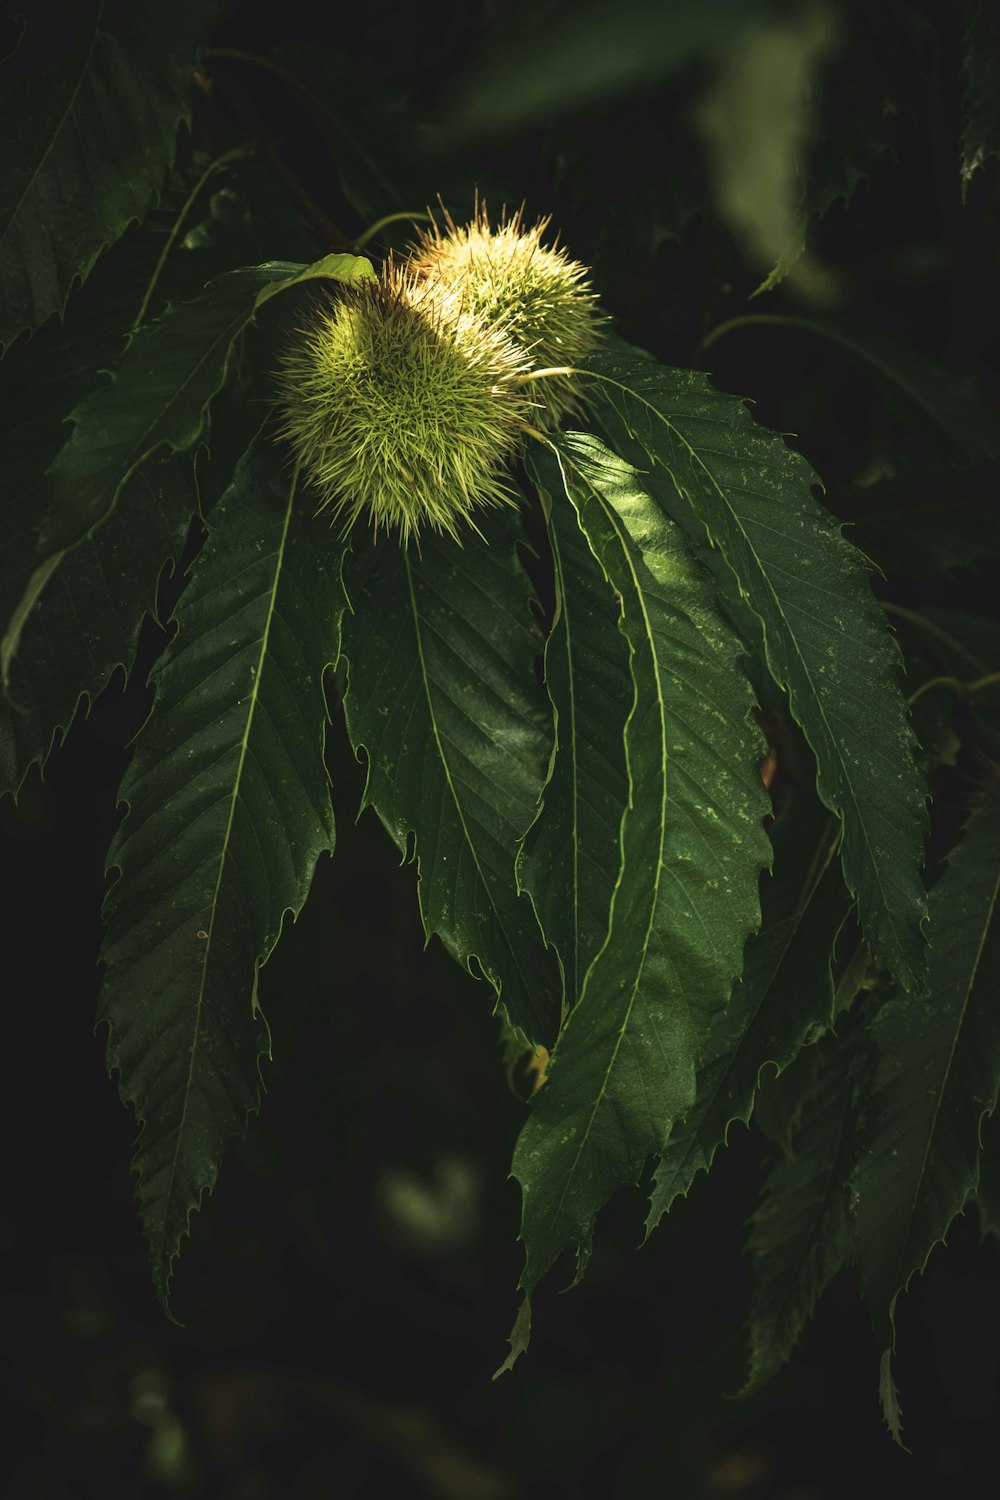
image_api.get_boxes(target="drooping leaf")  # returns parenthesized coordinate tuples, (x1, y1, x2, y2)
(517, 452, 631, 1014)
(0, 0, 211, 351)
(592, 345, 929, 992)
(510, 435, 770, 1321)
(339, 508, 560, 1047)
(44, 255, 372, 556)
(0, 451, 195, 799)
(852, 788, 1000, 1436)
(100, 436, 344, 1305)
(645, 787, 851, 1236)
(742, 1031, 859, 1394)
(961, 0, 1000, 196)
(1, 254, 373, 687)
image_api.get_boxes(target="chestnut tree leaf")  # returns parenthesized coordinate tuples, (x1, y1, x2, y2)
(100, 436, 345, 1306)
(339, 508, 561, 1047)
(592, 344, 929, 992)
(1, 253, 373, 688)
(0, 0, 210, 351)
(508, 435, 770, 1337)
(852, 788, 1000, 1439)
(517, 450, 631, 1016)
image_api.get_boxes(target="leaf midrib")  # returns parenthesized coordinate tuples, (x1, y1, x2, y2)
(157, 475, 296, 1269)
(602, 368, 910, 963)
(884, 859, 1000, 1299)
(545, 448, 671, 1234)
(403, 548, 545, 1035)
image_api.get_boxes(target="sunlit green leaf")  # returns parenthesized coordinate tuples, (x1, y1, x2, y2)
(510, 435, 770, 1323)
(517, 451, 630, 1014)
(592, 345, 929, 992)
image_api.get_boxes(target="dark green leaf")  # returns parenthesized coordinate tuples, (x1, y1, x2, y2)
(339, 510, 560, 1046)
(0, 0, 210, 350)
(592, 345, 929, 992)
(742, 1031, 858, 1394)
(517, 452, 631, 1014)
(852, 789, 1000, 1434)
(510, 435, 770, 1317)
(100, 437, 344, 1304)
(0, 451, 195, 799)
(645, 791, 851, 1236)
(1, 254, 373, 688)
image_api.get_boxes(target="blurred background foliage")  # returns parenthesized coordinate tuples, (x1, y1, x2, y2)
(2, 0, 999, 1494)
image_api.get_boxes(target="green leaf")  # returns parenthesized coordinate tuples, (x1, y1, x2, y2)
(0, 0, 210, 351)
(852, 788, 1000, 1433)
(339, 509, 560, 1046)
(1, 254, 373, 688)
(517, 452, 631, 1014)
(645, 790, 851, 1236)
(100, 437, 344, 1305)
(742, 1031, 858, 1394)
(961, 1, 1000, 196)
(592, 345, 929, 992)
(510, 434, 771, 1315)
(0, 451, 195, 799)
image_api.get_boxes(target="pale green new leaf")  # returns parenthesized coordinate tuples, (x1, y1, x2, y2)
(339, 509, 560, 1046)
(0, 0, 209, 350)
(592, 346, 928, 991)
(1, 254, 372, 688)
(511, 435, 770, 1315)
(517, 452, 631, 1013)
(101, 438, 344, 1304)
(645, 793, 850, 1236)
(743, 1031, 858, 1394)
(852, 788, 1000, 1435)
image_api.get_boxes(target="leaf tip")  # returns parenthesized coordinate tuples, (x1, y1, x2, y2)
(492, 1296, 531, 1379)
